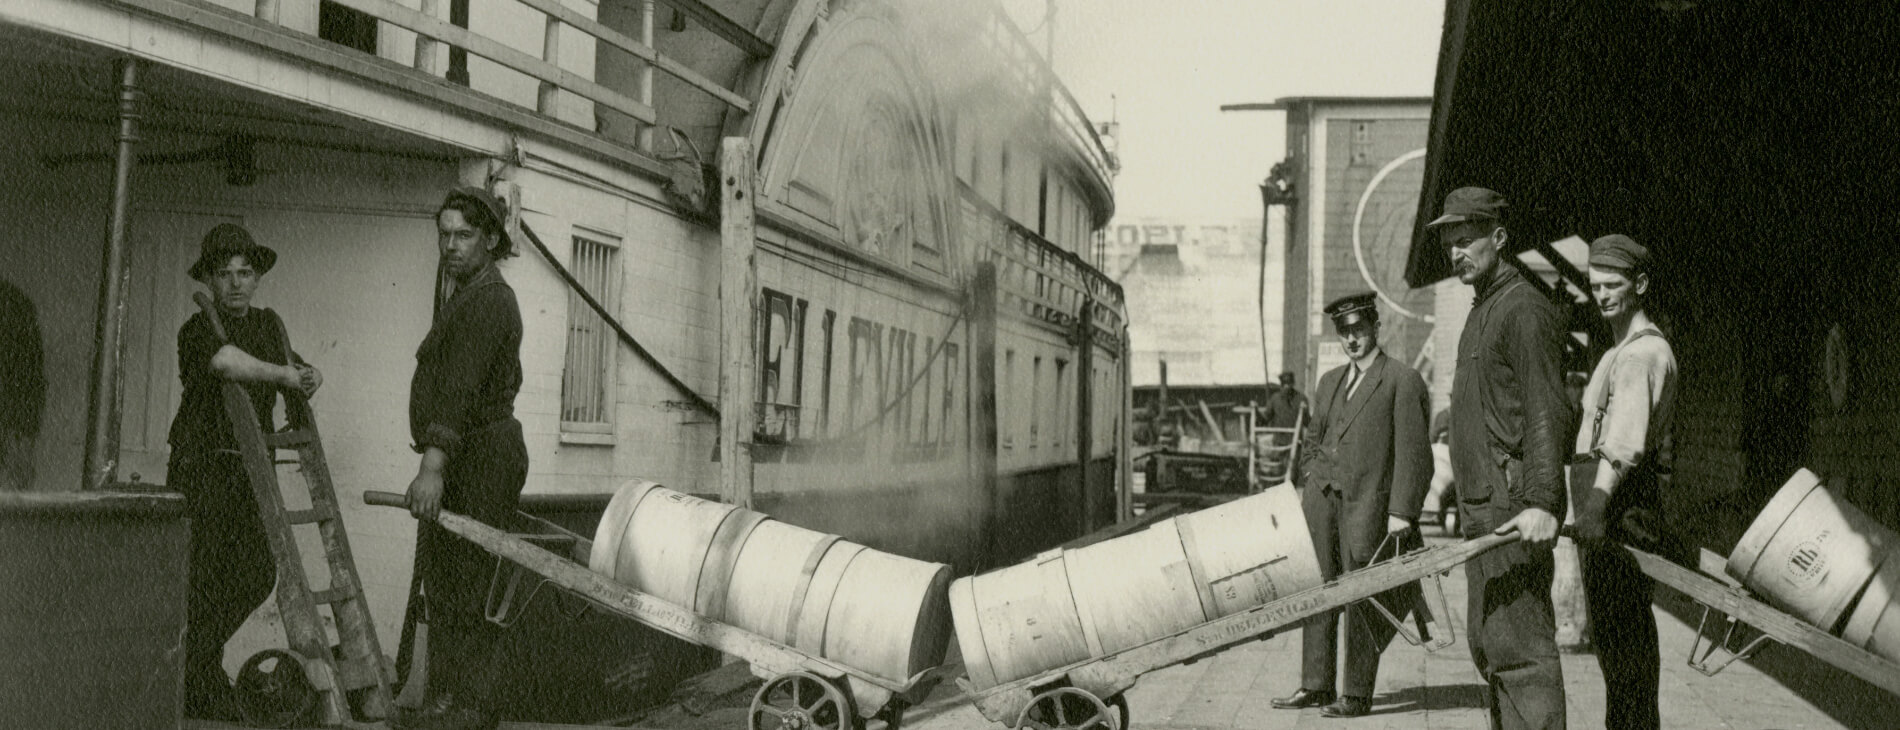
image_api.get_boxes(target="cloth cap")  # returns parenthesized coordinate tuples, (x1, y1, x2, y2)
(441, 186, 515, 255)
(1325, 291, 1379, 330)
(188, 223, 276, 280)
(1589, 233, 1650, 273)
(1426, 186, 1507, 228)
(1277, 371, 1296, 384)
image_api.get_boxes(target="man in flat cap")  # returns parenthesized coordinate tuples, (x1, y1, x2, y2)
(1260, 370, 1308, 483)
(166, 223, 322, 720)
(398, 186, 528, 730)
(1272, 292, 1432, 717)
(1430, 187, 1574, 729)
(1573, 234, 1676, 730)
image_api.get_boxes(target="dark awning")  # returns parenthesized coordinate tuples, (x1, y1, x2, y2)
(1407, 0, 1900, 290)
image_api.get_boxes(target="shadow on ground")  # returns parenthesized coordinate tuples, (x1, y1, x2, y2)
(1370, 682, 1489, 714)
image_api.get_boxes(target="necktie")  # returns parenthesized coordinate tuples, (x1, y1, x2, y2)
(1344, 364, 1362, 400)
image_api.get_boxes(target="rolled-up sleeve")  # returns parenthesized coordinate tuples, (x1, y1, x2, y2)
(1504, 302, 1573, 516)
(1593, 345, 1668, 470)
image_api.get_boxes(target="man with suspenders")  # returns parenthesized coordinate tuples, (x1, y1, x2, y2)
(1574, 234, 1678, 730)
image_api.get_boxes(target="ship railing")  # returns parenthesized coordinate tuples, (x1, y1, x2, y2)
(984, 6, 1116, 189)
(964, 195, 1125, 343)
(232, 0, 760, 136)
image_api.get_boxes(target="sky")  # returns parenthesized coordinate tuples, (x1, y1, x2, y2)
(1002, 0, 1446, 222)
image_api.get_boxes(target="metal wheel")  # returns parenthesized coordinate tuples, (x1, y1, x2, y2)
(1017, 687, 1120, 730)
(1109, 693, 1131, 730)
(749, 670, 856, 730)
(233, 649, 319, 729)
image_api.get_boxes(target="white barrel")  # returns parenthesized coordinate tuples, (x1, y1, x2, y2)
(1727, 470, 1895, 631)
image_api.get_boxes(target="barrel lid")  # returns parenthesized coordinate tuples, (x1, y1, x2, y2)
(1727, 469, 1822, 582)
(587, 480, 664, 577)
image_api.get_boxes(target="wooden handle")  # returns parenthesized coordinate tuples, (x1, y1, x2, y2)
(364, 490, 409, 508)
(191, 291, 232, 343)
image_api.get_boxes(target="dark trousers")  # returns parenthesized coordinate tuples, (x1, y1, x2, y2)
(1581, 540, 1660, 730)
(1299, 487, 1417, 698)
(415, 419, 528, 711)
(171, 451, 277, 707)
(1460, 474, 1565, 730)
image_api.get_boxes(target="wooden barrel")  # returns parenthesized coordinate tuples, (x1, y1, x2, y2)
(1066, 520, 1205, 655)
(1843, 547, 1900, 661)
(1173, 485, 1323, 618)
(949, 550, 1090, 689)
(806, 544, 954, 680)
(1727, 469, 1895, 631)
(950, 486, 1323, 689)
(587, 480, 767, 614)
(591, 481, 955, 683)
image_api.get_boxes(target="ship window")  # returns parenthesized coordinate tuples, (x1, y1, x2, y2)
(1055, 358, 1069, 449)
(561, 235, 621, 434)
(1002, 349, 1015, 449)
(757, 289, 806, 442)
(942, 343, 959, 447)
(1030, 356, 1042, 448)
(818, 309, 836, 437)
(319, 1, 378, 55)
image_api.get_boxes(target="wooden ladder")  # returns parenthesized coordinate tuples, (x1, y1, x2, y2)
(195, 292, 394, 725)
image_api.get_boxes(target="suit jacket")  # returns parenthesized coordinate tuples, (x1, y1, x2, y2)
(1298, 352, 1433, 563)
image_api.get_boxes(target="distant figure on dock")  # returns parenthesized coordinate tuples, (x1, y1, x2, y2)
(166, 224, 322, 721)
(1433, 186, 1573, 730)
(0, 280, 43, 492)
(1573, 233, 1677, 730)
(1260, 371, 1307, 483)
(1271, 292, 1432, 718)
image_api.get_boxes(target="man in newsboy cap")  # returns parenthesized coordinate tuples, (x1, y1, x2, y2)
(1574, 233, 1677, 730)
(1272, 291, 1433, 717)
(1431, 187, 1574, 730)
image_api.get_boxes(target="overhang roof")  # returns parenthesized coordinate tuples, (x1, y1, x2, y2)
(1406, 0, 1900, 288)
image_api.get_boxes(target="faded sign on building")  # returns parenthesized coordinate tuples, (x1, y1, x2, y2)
(1107, 217, 1285, 388)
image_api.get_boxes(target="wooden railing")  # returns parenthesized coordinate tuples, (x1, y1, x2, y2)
(967, 195, 1126, 348)
(986, 6, 1117, 191)
(238, 0, 761, 128)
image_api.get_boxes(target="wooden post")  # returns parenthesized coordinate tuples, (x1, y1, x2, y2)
(537, 15, 562, 114)
(1074, 297, 1095, 533)
(718, 138, 757, 509)
(83, 58, 140, 491)
(971, 262, 1000, 565)
(415, 0, 442, 74)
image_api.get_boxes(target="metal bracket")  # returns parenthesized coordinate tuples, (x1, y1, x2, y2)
(1686, 604, 1775, 676)
(1361, 533, 1456, 651)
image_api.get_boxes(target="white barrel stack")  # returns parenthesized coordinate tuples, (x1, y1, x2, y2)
(588, 479, 954, 682)
(951, 485, 1323, 690)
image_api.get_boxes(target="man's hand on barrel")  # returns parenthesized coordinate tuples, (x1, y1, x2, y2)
(1494, 507, 1560, 548)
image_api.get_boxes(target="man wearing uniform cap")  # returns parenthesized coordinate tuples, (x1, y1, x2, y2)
(397, 186, 528, 730)
(1271, 292, 1432, 717)
(1431, 187, 1574, 729)
(1574, 233, 1676, 730)
(166, 223, 324, 720)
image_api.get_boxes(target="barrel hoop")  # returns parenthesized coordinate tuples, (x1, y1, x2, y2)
(782, 534, 844, 647)
(954, 579, 1000, 690)
(1173, 517, 1219, 622)
(591, 480, 663, 578)
(1057, 549, 1106, 658)
(695, 509, 768, 619)
(806, 543, 869, 654)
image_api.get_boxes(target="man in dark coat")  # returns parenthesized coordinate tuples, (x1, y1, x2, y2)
(166, 224, 322, 720)
(1433, 187, 1573, 730)
(1259, 371, 1308, 483)
(1271, 292, 1433, 717)
(400, 186, 528, 730)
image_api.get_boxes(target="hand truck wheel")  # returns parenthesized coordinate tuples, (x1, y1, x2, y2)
(1017, 686, 1120, 730)
(233, 649, 319, 729)
(749, 670, 857, 730)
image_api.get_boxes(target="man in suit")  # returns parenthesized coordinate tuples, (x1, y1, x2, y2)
(1272, 292, 1434, 717)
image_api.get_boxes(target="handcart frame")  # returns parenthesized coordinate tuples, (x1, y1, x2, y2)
(365, 492, 943, 730)
(963, 532, 1515, 729)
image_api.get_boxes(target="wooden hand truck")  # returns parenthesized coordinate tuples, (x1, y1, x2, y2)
(194, 292, 395, 726)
